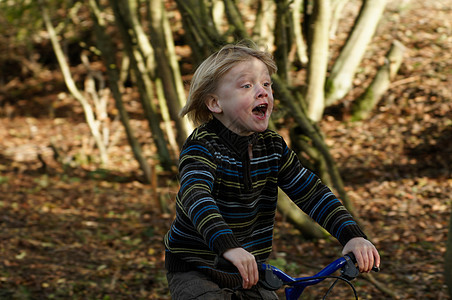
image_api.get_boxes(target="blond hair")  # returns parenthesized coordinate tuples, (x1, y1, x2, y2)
(180, 41, 278, 125)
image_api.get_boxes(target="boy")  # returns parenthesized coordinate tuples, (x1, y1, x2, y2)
(164, 42, 380, 299)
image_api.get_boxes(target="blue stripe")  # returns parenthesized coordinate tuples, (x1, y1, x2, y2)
(311, 193, 333, 218)
(252, 153, 281, 163)
(181, 177, 213, 191)
(209, 229, 233, 249)
(316, 198, 340, 221)
(311, 193, 329, 214)
(290, 172, 314, 195)
(335, 220, 355, 237)
(281, 168, 308, 190)
(284, 145, 290, 155)
(189, 197, 213, 216)
(181, 170, 212, 181)
(242, 236, 273, 248)
(217, 167, 241, 176)
(181, 145, 212, 157)
(193, 205, 217, 225)
(171, 225, 195, 241)
(250, 166, 278, 176)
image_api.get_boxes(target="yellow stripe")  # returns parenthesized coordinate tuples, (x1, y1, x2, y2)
(322, 206, 346, 227)
(181, 183, 211, 197)
(166, 247, 215, 256)
(197, 213, 222, 231)
(292, 179, 321, 205)
(254, 178, 277, 187)
(174, 195, 190, 217)
(180, 155, 216, 169)
(251, 246, 272, 257)
(280, 152, 296, 172)
(194, 131, 216, 140)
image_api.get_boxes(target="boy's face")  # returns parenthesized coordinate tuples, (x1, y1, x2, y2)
(207, 57, 273, 136)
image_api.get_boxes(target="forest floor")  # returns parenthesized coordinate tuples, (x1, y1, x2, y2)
(1, 0, 452, 299)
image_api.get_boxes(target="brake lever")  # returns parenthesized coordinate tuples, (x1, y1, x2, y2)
(259, 265, 283, 291)
(215, 256, 283, 290)
(341, 255, 360, 280)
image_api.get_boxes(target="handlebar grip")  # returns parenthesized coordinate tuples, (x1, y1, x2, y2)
(346, 252, 357, 263)
(214, 256, 282, 291)
(345, 252, 380, 272)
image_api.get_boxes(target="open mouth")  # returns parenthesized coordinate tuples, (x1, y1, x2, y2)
(252, 104, 268, 118)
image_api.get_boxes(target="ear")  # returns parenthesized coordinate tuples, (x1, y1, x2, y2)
(205, 94, 223, 114)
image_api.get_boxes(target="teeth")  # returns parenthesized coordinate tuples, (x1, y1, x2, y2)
(253, 104, 267, 117)
(254, 104, 267, 110)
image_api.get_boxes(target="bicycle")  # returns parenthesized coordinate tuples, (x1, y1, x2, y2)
(215, 253, 380, 299)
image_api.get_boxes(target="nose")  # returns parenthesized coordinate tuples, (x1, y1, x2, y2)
(256, 85, 268, 98)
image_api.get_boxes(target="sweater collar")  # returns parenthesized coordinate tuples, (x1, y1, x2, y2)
(207, 117, 258, 155)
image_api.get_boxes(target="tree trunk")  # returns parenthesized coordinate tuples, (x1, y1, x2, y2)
(325, 0, 388, 106)
(274, 0, 291, 82)
(306, 0, 331, 122)
(253, 0, 275, 49)
(161, 2, 192, 117)
(211, 0, 226, 35)
(351, 40, 405, 121)
(291, 0, 308, 65)
(89, 0, 152, 183)
(175, 0, 224, 64)
(125, 0, 178, 157)
(40, 1, 109, 165)
(148, 0, 192, 148)
(109, 0, 173, 169)
(223, 0, 248, 40)
(329, 0, 348, 38)
(80, 52, 111, 149)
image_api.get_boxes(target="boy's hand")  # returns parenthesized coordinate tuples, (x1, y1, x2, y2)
(342, 237, 380, 273)
(223, 247, 258, 289)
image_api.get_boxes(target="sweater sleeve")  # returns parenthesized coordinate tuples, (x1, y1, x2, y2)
(277, 139, 366, 246)
(177, 141, 242, 254)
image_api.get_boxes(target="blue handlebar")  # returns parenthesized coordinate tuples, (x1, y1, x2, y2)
(214, 253, 377, 300)
(262, 256, 350, 299)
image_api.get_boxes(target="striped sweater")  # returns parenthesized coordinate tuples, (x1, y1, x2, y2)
(164, 117, 366, 288)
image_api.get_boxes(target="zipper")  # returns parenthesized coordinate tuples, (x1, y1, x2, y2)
(243, 143, 253, 191)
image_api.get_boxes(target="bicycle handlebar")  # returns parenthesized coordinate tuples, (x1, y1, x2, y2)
(214, 252, 379, 299)
(214, 252, 379, 275)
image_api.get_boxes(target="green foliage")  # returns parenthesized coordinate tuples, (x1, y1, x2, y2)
(0, 0, 42, 41)
(268, 256, 301, 275)
(324, 77, 335, 100)
(33, 174, 50, 188)
(14, 285, 31, 299)
(1, 0, 36, 23)
(0, 176, 9, 184)
(142, 226, 155, 238)
(351, 89, 375, 122)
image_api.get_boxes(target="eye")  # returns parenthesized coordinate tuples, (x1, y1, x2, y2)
(263, 81, 272, 88)
(242, 83, 252, 88)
